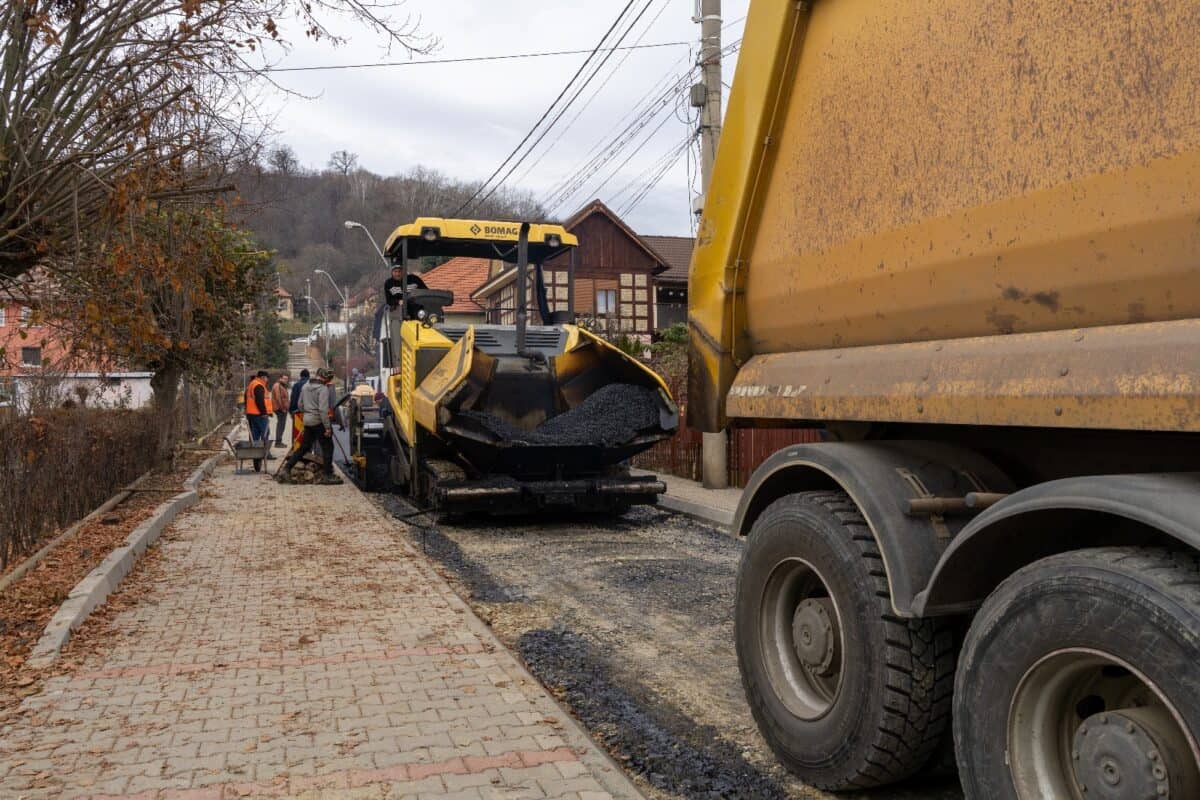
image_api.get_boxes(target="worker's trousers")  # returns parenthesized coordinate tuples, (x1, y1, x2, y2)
(284, 425, 333, 475)
(247, 414, 270, 444)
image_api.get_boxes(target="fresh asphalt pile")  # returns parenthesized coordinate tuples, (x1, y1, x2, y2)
(377, 496, 963, 800)
(461, 383, 661, 447)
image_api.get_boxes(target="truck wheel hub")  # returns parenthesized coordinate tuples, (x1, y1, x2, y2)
(1073, 708, 1183, 799)
(792, 598, 838, 677)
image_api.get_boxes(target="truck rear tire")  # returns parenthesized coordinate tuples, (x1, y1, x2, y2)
(735, 491, 955, 790)
(954, 547, 1200, 800)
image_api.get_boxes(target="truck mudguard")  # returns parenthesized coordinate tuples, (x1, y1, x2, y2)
(913, 472, 1200, 617)
(733, 441, 1013, 617)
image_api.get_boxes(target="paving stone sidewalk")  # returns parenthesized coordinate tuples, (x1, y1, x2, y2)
(0, 457, 642, 800)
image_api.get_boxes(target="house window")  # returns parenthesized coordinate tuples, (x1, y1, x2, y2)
(21, 346, 42, 367)
(0, 306, 6, 326)
(19, 306, 39, 327)
(596, 289, 617, 315)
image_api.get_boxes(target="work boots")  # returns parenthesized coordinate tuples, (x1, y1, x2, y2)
(315, 473, 344, 486)
(274, 468, 292, 484)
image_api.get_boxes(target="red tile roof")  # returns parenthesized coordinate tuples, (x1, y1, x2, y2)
(418, 257, 491, 314)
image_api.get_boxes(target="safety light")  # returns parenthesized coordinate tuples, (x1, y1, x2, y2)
(421, 226, 439, 242)
(547, 234, 562, 248)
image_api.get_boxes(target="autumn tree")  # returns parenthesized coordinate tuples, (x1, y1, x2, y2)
(45, 205, 275, 459)
(0, 0, 434, 285)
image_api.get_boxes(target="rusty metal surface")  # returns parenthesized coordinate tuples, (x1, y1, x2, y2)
(690, 0, 1200, 432)
(727, 319, 1200, 432)
(747, 0, 1200, 352)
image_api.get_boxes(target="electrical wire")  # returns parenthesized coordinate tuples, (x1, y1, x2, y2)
(542, 51, 698, 204)
(230, 41, 689, 73)
(454, 0, 640, 216)
(619, 133, 695, 217)
(511, 0, 673, 187)
(545, 67, 697, 211)
(584, 108, 677, 206)
(548, 38, 739, 214)
(466, 0, 662, 214)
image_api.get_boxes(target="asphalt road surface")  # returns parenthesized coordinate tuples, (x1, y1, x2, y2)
(369, 495, 965, 800)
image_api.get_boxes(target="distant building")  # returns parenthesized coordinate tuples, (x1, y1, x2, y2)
(0, 297, 154, 411)
(641, 235, 693, 330)
(472, 200, 671, 340)
(345, 289, 376, 322)
(274, 286, 295, 320)
(418, 258, 490, 325)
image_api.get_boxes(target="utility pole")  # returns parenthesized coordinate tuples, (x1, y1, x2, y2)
(695, 0, 728, 489)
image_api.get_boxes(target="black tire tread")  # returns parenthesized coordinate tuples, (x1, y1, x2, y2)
(954, 545, 1200, 798)
(750, 490, 956, 789)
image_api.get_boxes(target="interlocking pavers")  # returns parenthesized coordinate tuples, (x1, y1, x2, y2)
(0, 460, 641, 800)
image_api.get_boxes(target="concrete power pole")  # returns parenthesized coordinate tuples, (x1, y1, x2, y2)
(696, 0, 728, 489)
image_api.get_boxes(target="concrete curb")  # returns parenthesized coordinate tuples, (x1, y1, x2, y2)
(655, 494, 735, 531)
(27, 447, 228, 668)
(184, 447, 227, 491)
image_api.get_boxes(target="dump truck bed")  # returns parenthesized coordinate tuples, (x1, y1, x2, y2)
(689, 0, 1200, 433)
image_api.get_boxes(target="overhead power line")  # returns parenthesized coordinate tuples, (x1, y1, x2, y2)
(512, 0, 673, 187)
(454, 0, 641, 216)
(234, 41, 690, 74)
(547, 37, 740, 214)
(619, 133, 695, 217)
(465, 0, 662, 214)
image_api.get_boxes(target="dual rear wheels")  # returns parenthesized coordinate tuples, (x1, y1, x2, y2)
(737, 492, 1200, 797)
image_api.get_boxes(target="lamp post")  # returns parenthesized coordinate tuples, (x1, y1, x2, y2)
(314, 269, 351, 390)
(344, 220, 389, 268)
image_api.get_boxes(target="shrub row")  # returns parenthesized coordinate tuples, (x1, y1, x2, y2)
(0, 408, 158, 568)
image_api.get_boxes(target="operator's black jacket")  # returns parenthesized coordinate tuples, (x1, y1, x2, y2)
(383, 274, 428, 308)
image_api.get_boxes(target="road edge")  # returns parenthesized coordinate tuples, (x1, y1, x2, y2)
(367, 497, 649, 800)
(654, 494, 735, 530)
(27, 448, 227, 667)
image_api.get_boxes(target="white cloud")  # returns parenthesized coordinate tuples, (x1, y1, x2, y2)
(261, 0, 749, 236)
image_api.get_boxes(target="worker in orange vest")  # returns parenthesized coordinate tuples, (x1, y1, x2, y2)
(244, 370, 275, 458)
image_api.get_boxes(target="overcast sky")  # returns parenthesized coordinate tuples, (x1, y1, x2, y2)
(259, 0, 750, 237)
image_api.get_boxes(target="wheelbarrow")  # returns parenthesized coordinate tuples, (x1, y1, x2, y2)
(224, 436, 272, 474)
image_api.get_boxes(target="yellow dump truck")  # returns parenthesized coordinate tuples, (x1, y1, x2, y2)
(349, 218, 677, 515)
(690, 2, 1200, 796)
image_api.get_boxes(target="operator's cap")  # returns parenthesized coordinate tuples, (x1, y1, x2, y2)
(317, 367, 335, 381)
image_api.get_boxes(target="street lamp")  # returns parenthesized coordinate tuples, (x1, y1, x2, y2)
(344, 220, 389, 267)
(314, 269, 351, 391)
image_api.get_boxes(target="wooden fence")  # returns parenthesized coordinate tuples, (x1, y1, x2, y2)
(633, 423, 822, 488)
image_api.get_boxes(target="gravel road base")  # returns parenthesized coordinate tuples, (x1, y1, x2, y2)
(374, 496, 964, 800)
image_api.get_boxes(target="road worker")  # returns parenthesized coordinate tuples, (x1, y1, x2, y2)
(243, 370, 274, 458)
(288, 368, 309, 449)
(270, 373, 290, 447)
(276, 368, 343, 485)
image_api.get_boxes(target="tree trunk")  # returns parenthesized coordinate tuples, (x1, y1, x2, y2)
(150, 361, 184, 466)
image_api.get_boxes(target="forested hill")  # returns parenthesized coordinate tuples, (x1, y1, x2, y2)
(232, 147, 545, 307)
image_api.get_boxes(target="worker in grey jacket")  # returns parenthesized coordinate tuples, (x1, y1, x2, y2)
(276, 368, 343, 485)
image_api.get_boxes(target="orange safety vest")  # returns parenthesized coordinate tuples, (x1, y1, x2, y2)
(244, 377, 274, 415)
